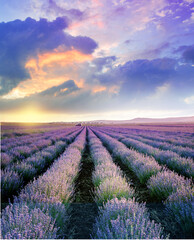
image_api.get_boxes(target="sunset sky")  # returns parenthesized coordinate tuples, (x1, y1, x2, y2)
(0, 0, 194, 122)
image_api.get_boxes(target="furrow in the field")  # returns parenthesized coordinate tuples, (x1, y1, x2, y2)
(91, 127, 193, 238)
(1, 128, 83, 209)
(88, 128, 168, 239)
(66, 127, 98, 239)
(100, 129, 194, 178)
(1, 128, 86, 239)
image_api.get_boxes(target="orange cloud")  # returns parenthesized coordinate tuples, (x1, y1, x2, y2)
(92, 86, 107, 93)
(3, 50, 92, 99)
(37, 50, 92, 68)
(75, 78, 85, 88)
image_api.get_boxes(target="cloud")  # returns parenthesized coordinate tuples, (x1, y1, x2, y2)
(174, 44, 194, 63)
(182, 45, 194, 63)
(2, 50, 93, 99)
(147, 83, 170, 100)
(44, 0, 85, 20)
(184, 95, 194, 104)
(38, 80, 79, 97)
(96, 58, 178, 93)
(1, 54, 194, 117)
(141, 42, 171, 58)
(87, 57, 194, 106)
(0, 17, 98, 95)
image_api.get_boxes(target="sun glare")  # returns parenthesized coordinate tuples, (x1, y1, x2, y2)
(1, 105, 46, 122)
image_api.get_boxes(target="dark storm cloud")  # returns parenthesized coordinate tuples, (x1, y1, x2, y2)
(0, 17, 98, 95)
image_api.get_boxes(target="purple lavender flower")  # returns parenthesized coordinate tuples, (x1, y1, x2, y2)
(88, 129, 134, 204)
(1, 169, 23, 201)
(1, 202, 58, 239)
(165, 185, 194, 232)
(1, 153, 12, 168)
(92, 129, 161, 184)
(147, 170, 192, 200)
(91, 197, 166, 239)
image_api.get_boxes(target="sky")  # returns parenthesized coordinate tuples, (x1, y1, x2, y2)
(0, 0, 194, 122)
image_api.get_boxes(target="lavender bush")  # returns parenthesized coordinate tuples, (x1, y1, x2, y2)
(147, 170, 192, 200)
(1, 169, 23, 201)
(1, 127, 80, 169)
(130, 134, 194, 159)
(12, 162, 37, 182)
(95, 177, 134, 204)
(106, 131, 194, 178)
(88, 129, 134, 204)
(1, 129, 86, 238)
(93, 129, 161, 184)
(1, 153, 12, 169)
(91, 197, 166, 239)
(165, 185, 194, 232)
(1, 202, 58, 239)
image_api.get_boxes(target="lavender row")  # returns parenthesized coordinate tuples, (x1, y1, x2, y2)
(88, 129, 165, 239)
(106, 128, 194, 159)
(1, 128, 82, 205)
(92, 128, 193, 200)
(128, 134, 194, 159)
(103, 126, 194, 149)
(104, 130, 194, 178)
(92, 128, 162, 184)
(92, 198, 166, 239)
(1, 126, 79, 153)
(148, 169, 194, 232)
(164, 184, 194, 233)
(92, 128, 194, 233)
(1, 128, 86, 239)
(1, 127, 80, 169)
(1, 126, 77, 146)
(133, 131, 194, 149)
(1, 126, 79, 152)
(88, 129, 134, 204)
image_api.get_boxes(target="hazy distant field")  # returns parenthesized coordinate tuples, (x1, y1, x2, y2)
(107, 123, 194, 133)
(1, 123, 194, 239)
(1, 122, 77, 139)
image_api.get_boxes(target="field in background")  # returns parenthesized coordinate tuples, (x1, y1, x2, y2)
(104, 123, 194, 133)
(1, 122, 77, 139)
(1, 122, 193, 239)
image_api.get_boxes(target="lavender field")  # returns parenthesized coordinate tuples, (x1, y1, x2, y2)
(1, 123, 194, 239)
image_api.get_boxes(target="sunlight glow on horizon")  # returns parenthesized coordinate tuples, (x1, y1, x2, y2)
(1, 108, 190, 123)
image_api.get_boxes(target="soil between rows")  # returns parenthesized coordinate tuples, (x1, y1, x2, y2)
(66, 132, 98, 239)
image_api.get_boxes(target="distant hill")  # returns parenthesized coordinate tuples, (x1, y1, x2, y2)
(80, 116, 194, 125)
(127, 116, 194, 123)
